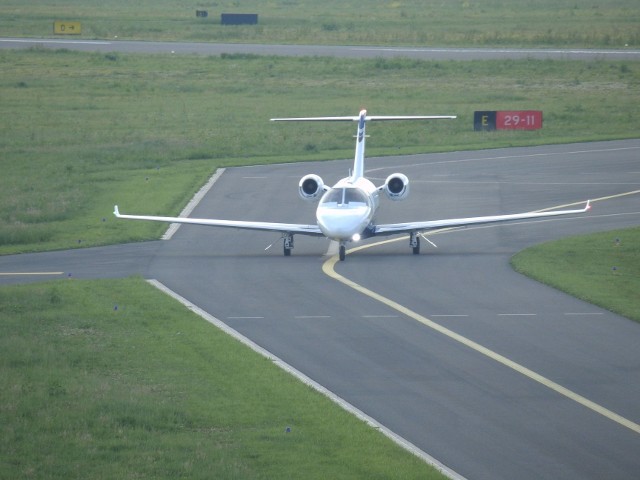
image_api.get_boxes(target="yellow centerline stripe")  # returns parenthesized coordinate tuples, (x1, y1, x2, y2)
(322, 255, 640, 434)
(535, 189, 640, 212)
(322, 190, 640, 435)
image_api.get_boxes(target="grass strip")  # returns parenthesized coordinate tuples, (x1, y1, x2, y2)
(0, 0, 638, 48)
(2, 48, 639, 254)
(0, 277, 445, 479)
(511, 226, 640, 322)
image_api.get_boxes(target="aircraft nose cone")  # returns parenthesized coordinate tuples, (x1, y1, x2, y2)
(317, 204, 372, 240)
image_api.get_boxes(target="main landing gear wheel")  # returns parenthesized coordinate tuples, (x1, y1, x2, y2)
(339, 244, 346, 261)
(283, 233, 293, 257)
(410, 232, 420, 255)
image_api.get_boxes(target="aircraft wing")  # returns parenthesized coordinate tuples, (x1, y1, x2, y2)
(374, 201, 591, 235)
(113, 206, 324, 236)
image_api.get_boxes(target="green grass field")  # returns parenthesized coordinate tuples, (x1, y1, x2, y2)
(0, 278, 443, 479)
(1, 48, 638, 254)
(511, 226, 640, 322)
(1, 0, 638, 48)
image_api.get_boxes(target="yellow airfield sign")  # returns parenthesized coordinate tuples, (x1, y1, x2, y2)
(53, 21, 81, 35)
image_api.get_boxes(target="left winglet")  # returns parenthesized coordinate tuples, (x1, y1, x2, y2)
(113, 205, 121, 217)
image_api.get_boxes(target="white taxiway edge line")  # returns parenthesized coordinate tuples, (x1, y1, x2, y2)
(147, 279, 467, 480)
(0, 272, 64, 276)
(351, 46, 640, 56)
(564, 312, 604, 316)
(162, 168, 226, 240)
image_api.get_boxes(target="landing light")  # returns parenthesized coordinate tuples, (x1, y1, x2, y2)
(352, 233, 361, 242)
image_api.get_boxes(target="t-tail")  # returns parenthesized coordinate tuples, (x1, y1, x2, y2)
(351, 109, 368, 181)
(270, 109, 456, 182)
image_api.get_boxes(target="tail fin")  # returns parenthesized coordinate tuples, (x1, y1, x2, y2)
(271, 110, 456, 182)
(352, 109, 367, 181)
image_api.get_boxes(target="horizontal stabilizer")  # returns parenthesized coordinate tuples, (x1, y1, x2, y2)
(271, 115, 456, 122)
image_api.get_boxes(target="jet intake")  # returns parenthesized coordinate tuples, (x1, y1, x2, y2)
(383, 173, 409, 201)
(299, 174, 325, 201)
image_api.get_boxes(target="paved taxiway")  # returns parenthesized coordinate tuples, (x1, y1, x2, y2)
(2, 141, 639, 479)
(2, 37, 640, 61)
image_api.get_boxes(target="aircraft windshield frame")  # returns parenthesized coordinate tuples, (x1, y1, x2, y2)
(320, 187, 370, 207)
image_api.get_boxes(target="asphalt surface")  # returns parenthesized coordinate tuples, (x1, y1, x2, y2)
(2, 140, 639, 480)
(2, 37, 640, 61)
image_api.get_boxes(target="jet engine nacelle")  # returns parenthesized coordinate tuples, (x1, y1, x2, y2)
(299, 174, 325, 201)
(383, 173, 409, 201)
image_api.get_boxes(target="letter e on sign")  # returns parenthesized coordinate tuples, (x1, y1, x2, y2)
(473, 111, 496, 131)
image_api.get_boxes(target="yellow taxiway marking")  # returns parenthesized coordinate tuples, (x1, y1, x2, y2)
(535, 189, 640, 212)
(322, 255, 640, 434)
(322, 191, 640, 435)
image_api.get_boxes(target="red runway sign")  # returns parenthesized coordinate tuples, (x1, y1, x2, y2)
(474, 110, 542, 131)
(496, 110, 543, 130)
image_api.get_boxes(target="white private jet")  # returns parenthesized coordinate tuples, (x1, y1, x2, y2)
(114, 109, 590, 261)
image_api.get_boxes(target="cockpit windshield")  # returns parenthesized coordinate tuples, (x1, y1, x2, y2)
(320, 188, 369, 207)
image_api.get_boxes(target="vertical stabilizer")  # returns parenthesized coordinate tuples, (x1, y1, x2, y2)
(270, 111, 456, 183)
(351, 109, 367, 182)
